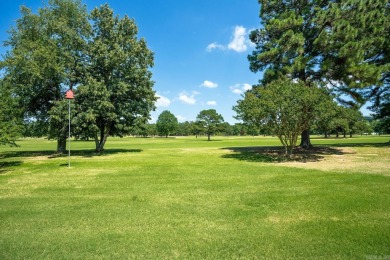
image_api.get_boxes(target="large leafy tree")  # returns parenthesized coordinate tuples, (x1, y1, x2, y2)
(75, 4, 156, 152)
(1, 0, 91, 153)
(248, 0, 388, 148)
(235, 79, 333, 155)
(156, 110, 178, 138)
(196, 109, 224, 141)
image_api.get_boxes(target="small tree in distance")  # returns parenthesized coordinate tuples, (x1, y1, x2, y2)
(196, 109, 224, 141)
(156, 110, 178, 138)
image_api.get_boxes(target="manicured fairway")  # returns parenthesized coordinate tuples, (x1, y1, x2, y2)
(1, 136, 389, 259)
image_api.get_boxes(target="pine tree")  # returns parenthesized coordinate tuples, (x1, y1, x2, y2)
(248, 0, 388, 147)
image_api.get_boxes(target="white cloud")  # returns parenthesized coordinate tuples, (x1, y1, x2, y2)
(207, 100, 217, 106)
(242, 83, 252, 91)
(207, 25, 253, 53)
(200, 80, 218, 88)
(176, 115, 186, 122)
(228, 26, 247, 52)
(206, 42, 226, 52)
(231, 83, 252, 95)
(179, 92, 196, 105)
(155, 94, 171, 107)
(232, 89, 243, 95)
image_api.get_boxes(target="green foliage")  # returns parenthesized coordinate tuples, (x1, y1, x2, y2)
(175, 121, 193, 136)
(0, 79, 23, 146)
(48, 100, 75, 152)
(250, 0, 388, 88)
(249, 0, 389, 145)
(1, 0, 91, 152)
(196, 109, 224, 141)
(77, 4, 156, 152)
(372, 119, 390, 135)
(369, 85, 390, 134)
(1, 2, 155, 153)
(353, 120, 373, 135)
(129, 122, 157, 137)
(156, 110, 178, 137)
(235, 79, 333, 155)
(312, 96, 339, 138)
(22, 120, 49, 138)
(219, 122, 233, 136)
(73, 79, 116, 145)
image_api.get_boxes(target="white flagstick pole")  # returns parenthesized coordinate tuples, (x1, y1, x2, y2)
(68, 98, 71, 168)
(65, 89, 74, 168)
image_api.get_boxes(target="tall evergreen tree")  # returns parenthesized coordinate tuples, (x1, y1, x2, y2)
(248, 0, 388, 147)
(196, 109, 224, 141)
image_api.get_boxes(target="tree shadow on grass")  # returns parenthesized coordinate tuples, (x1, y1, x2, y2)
(0, 161, 22, 174)
(71, 149, 143, 158)
(221, 146, 349, 163)
(327, 142, 389, 148)
(0, 149, 143, 160)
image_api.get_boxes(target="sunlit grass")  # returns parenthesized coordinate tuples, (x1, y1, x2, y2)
(1, 136, 389, 259)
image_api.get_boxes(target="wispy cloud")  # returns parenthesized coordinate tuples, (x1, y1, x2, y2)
(206, 26, 254, 53)
(230, 83, 252, 95)
(179, 92, 196, 105)
(206, 42, 226, 52)
(155, 94, 171, 107)
(200, 80, 218, 88)
(206, 100, 217, 106)
(232, 88, 243, 95)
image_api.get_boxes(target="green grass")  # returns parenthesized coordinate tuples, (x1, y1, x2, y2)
(1, 136, 389, 259)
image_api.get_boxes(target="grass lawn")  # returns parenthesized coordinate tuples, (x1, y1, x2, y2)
(1, 135, 389, 259)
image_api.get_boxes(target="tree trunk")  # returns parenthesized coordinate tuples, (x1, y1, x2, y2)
(299, 129, 312, 148)
(96, 134, 109, 153)
(95, 126, 110, 153)
(94, 132, 99, 150)
(57, 137, 67, 154)
(207, 134, 211, 141)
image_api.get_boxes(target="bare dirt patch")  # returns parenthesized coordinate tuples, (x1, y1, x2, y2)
(222, 144, 390, 175)
(281, 146, 390, 175)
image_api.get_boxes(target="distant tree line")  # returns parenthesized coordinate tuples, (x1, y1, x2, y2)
(128, 108, 380, 141)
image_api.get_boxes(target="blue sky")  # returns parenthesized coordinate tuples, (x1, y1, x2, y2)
(0, 0, 263, 124)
